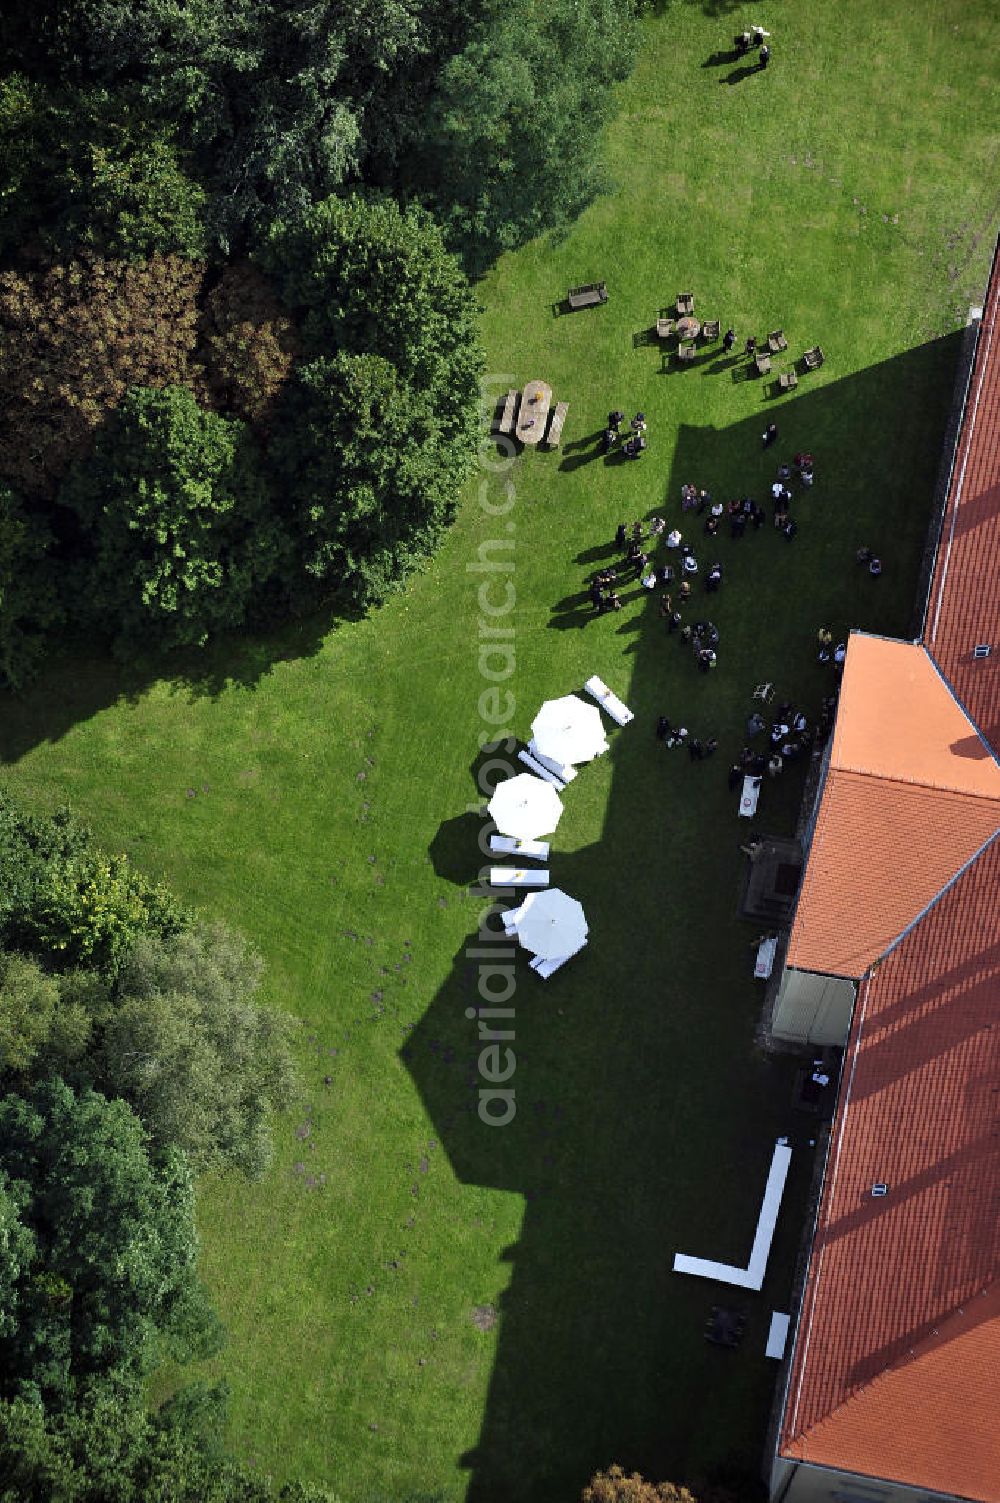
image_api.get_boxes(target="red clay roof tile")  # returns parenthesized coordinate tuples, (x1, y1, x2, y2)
(778, 244, 1000, 1502)
(779, 837, 1000, 1500)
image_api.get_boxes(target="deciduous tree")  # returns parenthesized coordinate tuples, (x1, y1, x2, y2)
(60, 385, 279, 653)
(99, 923, 298, 1178)
(0, 1079, 222, 1409)
(0, 257, 204, 499)
(582, 1467, 699, 1503)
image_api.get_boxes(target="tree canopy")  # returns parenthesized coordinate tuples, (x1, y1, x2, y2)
(98, 924, 298, 1178)
(263, 193, 480, 607)
(60, 384, 278, 653)
(0, 1079, 221, 1409)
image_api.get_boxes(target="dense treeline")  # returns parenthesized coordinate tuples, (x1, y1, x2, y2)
(0, 790, 316, 1499)
(0, 197, 481, 685)
(0, 0, 637, 268)
(0, 0, 638, 690)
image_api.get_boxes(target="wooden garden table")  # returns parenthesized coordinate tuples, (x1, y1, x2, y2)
(517, 381, 552, 446)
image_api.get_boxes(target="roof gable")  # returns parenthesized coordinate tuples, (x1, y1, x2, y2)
(786, 636, 1000, 978)
(832, 635, 999, 795)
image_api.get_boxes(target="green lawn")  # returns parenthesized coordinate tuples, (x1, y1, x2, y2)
(2, 2, 999, 1500)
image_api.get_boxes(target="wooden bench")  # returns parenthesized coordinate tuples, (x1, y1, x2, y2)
(567, 282, 608, 310)
(676, 341, 696, 363)
(676, 292, 695, 315)
(755, 352, 772, 376)
(803, 345, 825, 370)
(656, 317, 675, 339)
(546, 401, 568, 448)
(767, 329, 788, 353)
(778, 370, 798, 391)
(701, 319, 721, 341)
(496, 388, 518, 434)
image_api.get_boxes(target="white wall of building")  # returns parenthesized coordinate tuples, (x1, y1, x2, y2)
(770, 968, 856, 1046)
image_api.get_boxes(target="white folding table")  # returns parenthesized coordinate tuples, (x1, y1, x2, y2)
(739, 775, 761, 818)
(490, 835, 550, 863)
(489, 867, 550, 889)
(584, 675, 634, 726)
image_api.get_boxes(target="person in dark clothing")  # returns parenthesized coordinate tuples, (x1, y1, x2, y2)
(615, 522, 627, 548)
(751, 502, 765, 529)
(856, 546, 872, 564)
(763, 421, 778, 447)
(705, 563, 723, 592)
(759, 43, 770, 67)
(590, 582, 604, 610)
(668, 611, 683, 633)
(730, 512, 746, 539)
(656, 715, 671, 741)
(734, 30, 751, 54)
(602, 428, 618, 454)
(783, 519, 798, 540)
(705, 515, 720, 537)
(728, 763, 743, 791)
(609, 410, 624, 428)
(745, 335, 757, 358)
(747, 712, 766, 737)
(704, 737, 718, 757)
(689, 738, 704, 760)
(722, 327, 736, 353)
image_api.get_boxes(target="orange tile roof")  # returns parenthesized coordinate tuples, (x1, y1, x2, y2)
(831, 634, 1000, 797)
(785, 636, 1000, 977)
(779, 245, 1000, 1503)
(925, 238, 1000, 750)
(779, 836, 1000, 1501)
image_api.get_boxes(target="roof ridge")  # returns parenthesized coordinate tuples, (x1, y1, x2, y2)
(874, 824, 1000, 966)
(832, 764, 1000, 798)
(922, 645, 1000, 766)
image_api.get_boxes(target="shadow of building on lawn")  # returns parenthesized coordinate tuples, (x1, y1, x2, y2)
(403, 331, 964, 1503)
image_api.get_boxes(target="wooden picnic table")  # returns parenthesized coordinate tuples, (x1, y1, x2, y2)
(517, 380, 552, 446)
(676, 316, 701, 340)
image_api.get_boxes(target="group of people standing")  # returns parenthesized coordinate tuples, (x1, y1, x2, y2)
(734, 24, 771, 67)
(602, 410, 647, 460)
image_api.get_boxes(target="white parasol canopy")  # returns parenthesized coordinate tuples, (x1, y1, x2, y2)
(513, 888, 588, 960)
(487, 773, 564, 841)
(531, 694, 609, 766)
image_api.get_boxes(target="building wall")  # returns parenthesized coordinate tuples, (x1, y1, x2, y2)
(770, 968, 856, 1046)
(771, 1455, 961, 1503)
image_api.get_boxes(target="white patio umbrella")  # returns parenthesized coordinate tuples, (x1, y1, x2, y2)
(513, 888, 588, 960)
(487, 773, 564, 841)
(531, 694, 608, 766)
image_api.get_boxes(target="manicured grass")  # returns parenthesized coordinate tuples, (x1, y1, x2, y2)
(2, 3, 998, 1499)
